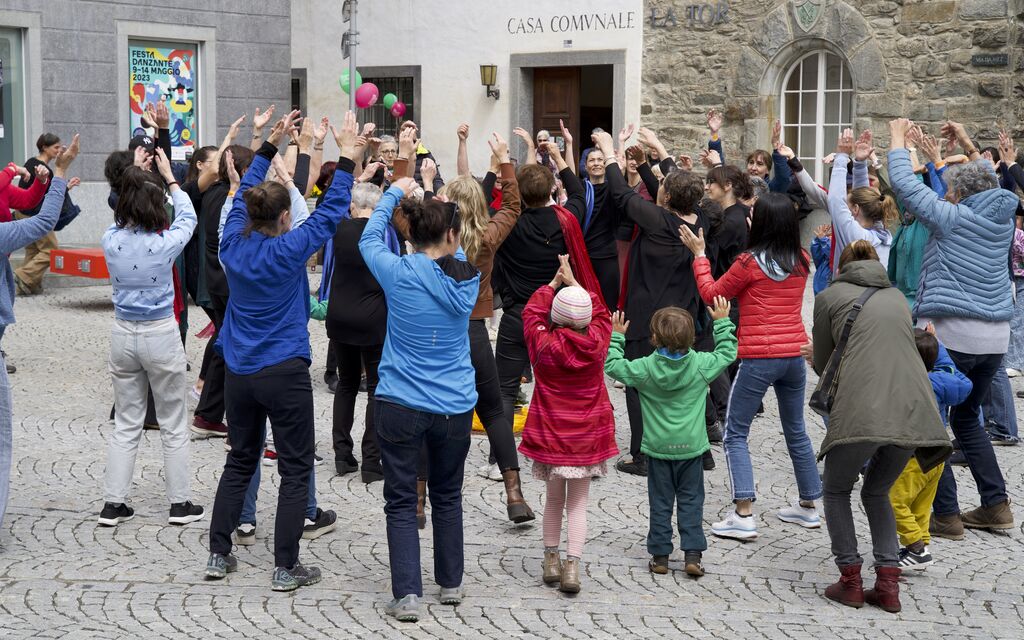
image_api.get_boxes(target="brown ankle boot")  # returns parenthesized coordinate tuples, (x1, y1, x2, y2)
(929, 512, 964, 540)
(416, 479, 427, 530)
(501, 469, 536, 523)
(542, 550, 562, 585)
(559, 557, 581, 593)
(864, 566, 902, 613)
(824, 563, 864, 608)
(961, 500, 1013, 531)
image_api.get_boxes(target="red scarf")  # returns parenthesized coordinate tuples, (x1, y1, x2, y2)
(172, 266, 184, 323)
(551, 205, 604, 306)
(489, 186, 502, 210)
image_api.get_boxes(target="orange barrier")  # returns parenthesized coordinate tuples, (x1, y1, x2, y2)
(51, 247, 109, 279)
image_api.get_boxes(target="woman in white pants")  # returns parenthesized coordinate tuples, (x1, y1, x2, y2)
(99, 148, 202, 527)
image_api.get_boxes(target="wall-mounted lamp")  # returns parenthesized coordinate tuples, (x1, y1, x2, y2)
(480, 64, 500, 100)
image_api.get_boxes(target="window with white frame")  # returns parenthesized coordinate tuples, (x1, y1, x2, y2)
(780, 51, 854, 184)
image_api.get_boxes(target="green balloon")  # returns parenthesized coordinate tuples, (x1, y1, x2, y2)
(339, 69, 362, 94)
(383, 93, 398, 109)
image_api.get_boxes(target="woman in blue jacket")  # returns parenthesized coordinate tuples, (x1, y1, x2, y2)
(359, 178, 480, 623)
(205, 111, 359, 592)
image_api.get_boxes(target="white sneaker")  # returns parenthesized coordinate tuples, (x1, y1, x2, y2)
(1007, 368, 1023, 378)
(777, 501, 821, 528)
(477, 462, 502, 481)
(711, 511, 758, 540)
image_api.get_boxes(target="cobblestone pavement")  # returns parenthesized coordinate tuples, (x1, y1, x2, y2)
(1, 282, 1022, 639)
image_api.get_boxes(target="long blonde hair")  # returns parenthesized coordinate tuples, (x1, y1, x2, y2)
(439, 175, 489, 264)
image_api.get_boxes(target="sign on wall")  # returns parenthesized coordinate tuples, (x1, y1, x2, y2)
(129, 43, 198, 160)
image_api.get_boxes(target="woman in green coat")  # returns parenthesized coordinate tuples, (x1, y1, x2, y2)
(810, 240, 951, 614)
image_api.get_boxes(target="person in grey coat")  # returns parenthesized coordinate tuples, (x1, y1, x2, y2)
(810, 240, 951, 614)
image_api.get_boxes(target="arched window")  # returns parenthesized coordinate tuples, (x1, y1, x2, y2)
(781, 51, 854, 184)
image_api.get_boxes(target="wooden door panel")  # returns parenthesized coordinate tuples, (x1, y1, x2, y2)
(533, 67, 580, 142)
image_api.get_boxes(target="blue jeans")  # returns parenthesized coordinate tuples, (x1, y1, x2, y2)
(239, 422, 317, 525)
(934, 351, 1008, 515)
(647, 456, 706, 556)
(981, 361, 1018, 439)
(375, 399, 472, 600)
(0, 353, 10, 529)
(724, 357, 822, 502)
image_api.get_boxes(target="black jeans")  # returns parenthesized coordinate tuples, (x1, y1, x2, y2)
(934, 350, 1008, 514)
(209, 358, 314, 568)
(331, 341, 382, 470)
(325, 338, 338, 379)
(495, 303, 527, 438)
(624, 338, 655, 458)
(591, 255, 620, 312)
(195, 293, 228, 423)
(376, 399, 472, 599)
(197, 305, 217, 381)
(470, 319, 520, 471)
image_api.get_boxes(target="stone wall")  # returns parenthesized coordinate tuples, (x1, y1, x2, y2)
(642, 0, 1023, 157)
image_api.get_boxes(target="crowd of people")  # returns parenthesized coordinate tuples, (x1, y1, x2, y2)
(0, 96, 1021, 622)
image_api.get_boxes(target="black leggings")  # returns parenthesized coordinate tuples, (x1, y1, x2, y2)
(591, 255, 620, 312)
(418, 318, 521, 479)
(331, 341, 382, 470)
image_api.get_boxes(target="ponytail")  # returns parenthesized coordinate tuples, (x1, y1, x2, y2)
(242, 181, 290, 237)
(400, 197, 459, 248)
(849, 187, 898, 228)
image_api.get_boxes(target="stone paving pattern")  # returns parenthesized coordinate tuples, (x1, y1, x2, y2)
(1, 282, 1022, 639)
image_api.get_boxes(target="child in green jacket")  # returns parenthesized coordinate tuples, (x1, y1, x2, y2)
(604, 296, 737, 577)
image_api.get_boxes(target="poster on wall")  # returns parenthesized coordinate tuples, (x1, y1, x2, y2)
(129, 43, 197, 160)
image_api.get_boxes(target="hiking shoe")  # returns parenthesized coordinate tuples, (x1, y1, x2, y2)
(336, 457, 358, 475)
(989, 433, 1019, 446)
(711, 511, 758, 540)
(616, 456, 647, 477)
(234, 523, 257, 546)
(684, 551, 705, 577)
(961, 500, 1013, 531)
(948, 450, 967, 467)
(385, 594, 420, 622)
(302, 508, 337, 540)
(777, 501, 821, 528)
(898, 546, 933, 570)
(929, 512, 964, 540)
(648, 555, 669, 574)
(2, 351, 14, 375)
(271, 563, 322, 591)
(191, 415, 228, 438)
(168, 501, 205, 525)
(706, 421, 724, 444)
(262, 448, 278, 466)
(97, 502, 135, 527)
(361, 465, 384, 484)
(313, 452, 324, 465)
(439, 584, 464, 605)
(702, 450, 716, 471)
(205, 552, 237, 579)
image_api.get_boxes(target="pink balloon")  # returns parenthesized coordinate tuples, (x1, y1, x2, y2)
(390, 101, 406, 118)
(354, 82, 379, 108)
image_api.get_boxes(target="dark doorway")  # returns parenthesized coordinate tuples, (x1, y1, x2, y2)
(532, 65, 613, 156)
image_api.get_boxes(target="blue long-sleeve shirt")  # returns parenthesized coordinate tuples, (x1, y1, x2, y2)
(929, 342, 972, 426)
(102, 188, 197, 321)
(0, 178, 65, 326)
(216, 145, 354, 375)
(359, 186, 480, 415)
(810, 235, 832, 295)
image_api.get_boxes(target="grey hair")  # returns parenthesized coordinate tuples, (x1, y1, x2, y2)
(379, 135, 397, 145)
(351, 182, 383, 210)
(536, 129, 551, 139)
(945, 159, 998, 199)
(749, 176, 769, 199)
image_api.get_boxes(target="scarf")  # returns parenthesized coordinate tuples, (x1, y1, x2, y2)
(582, 180, 596, 233)
(552, 204, 603, 306)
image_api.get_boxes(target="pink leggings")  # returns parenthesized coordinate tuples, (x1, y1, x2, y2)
(543, 477, 591, 558)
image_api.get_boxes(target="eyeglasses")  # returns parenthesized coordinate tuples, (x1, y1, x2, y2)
(449, 202, 459, 230)
(380, 148, 398, 155)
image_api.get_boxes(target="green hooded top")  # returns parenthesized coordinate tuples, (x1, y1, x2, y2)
(604, 317, 737, 460)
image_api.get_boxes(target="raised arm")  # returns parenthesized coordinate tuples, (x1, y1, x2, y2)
(851, 130, 873, 189)
(482, 134, 522, 249)
(887, 118, 962, 238)
(456, 123, 470, 177)
(604, 325, 652, 388)
(0, 135, 78, 253)
(249, 104, 276, 152)
(360, 180, 412, 289)
(6, 165, 48, 211)
(707, 109, 725, 165)
(199, 114, 245, 193)
(560, 120, 576, 176)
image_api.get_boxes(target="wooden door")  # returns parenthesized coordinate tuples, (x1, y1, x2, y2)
(533, 67, 580, 150)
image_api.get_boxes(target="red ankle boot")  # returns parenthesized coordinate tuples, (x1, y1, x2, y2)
(824, 563, 864, 608)
(864, 566, 902, 613)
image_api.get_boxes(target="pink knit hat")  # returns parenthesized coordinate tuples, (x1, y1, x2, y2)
(550, 286, 592, 329)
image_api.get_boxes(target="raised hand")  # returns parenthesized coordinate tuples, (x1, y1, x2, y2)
(224, 149, 241, 191)
(33, 164, 51, 183)
(591, 130, 615, 157)
(919, 134, 941, 164)
(541, 141, 563, 161)
(854, 130, 873, 162)
(330, 110, 360, 159)
(776, 143, 795, 159)
(771, 120, 782, 150)
(625, 144, 646, 166)
(707, 109, 724, 136)
(813, 223, 832, 239)
(678, 225, 706, 256)
(677, 155, 694, 171)
(155, 99, 170, 128)
(14, 165, 30, 181)
(253, 105, 276, 130)
(141, 103, 158, 129)
(398, 124, 419, 159)
(888, 118, 913, 150)
(998, 130, 1017, 165)
(67, 177, 81, 190)
(557, 254, 578, 287)
(618, 123, 636, 147)
(133, 145, 152, 170)
(358, 161, 384, 183)
(709, 296, 731, 321)
(611, 311, 630, 334)
(391, 176, 417, 196)
(314, 116, 330, 146)
(297, 116, 315, 151)
(268, 109, 301, 147)
(559, 119, 573, 146)
(270, 153, 292, 185)
(488, 132, 510, 164)
(457, 123, 469, 141)
(228, 114, 246, 140)
(700, 148, 722, 168)
(837, 128, 855, 155)
(420, 158, 437, 187)
(512, 127, 534, 151)
(154, 148, 175, 184)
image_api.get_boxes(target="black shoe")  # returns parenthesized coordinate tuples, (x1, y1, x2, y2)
(948, 450, 967, 467)
(702, 449, 716, 471)
(684, 551, 705, 577)
(898, 545, 934, 570)
(1017, 389, 1024, 400)
(706, 421, 723, 444)
(324, 372, 339, 394)
(336, 457, 359, 475)
(98, 502, 135, 527)
(755, 402, 765, 415)
(272, 563, 322, 591)
(2, 351, 14, 375)
(361, 465, 384, 484)
(168, 501, 205, 525)
(302, 508, 337, 540)
(205, 552, 237, 579)
(616, 455, 647, 477)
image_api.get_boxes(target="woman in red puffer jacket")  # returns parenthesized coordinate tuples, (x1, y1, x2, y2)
(679, 192, 821, 542)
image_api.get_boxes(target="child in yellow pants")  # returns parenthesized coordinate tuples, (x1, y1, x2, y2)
(890, 330, 971, 570)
